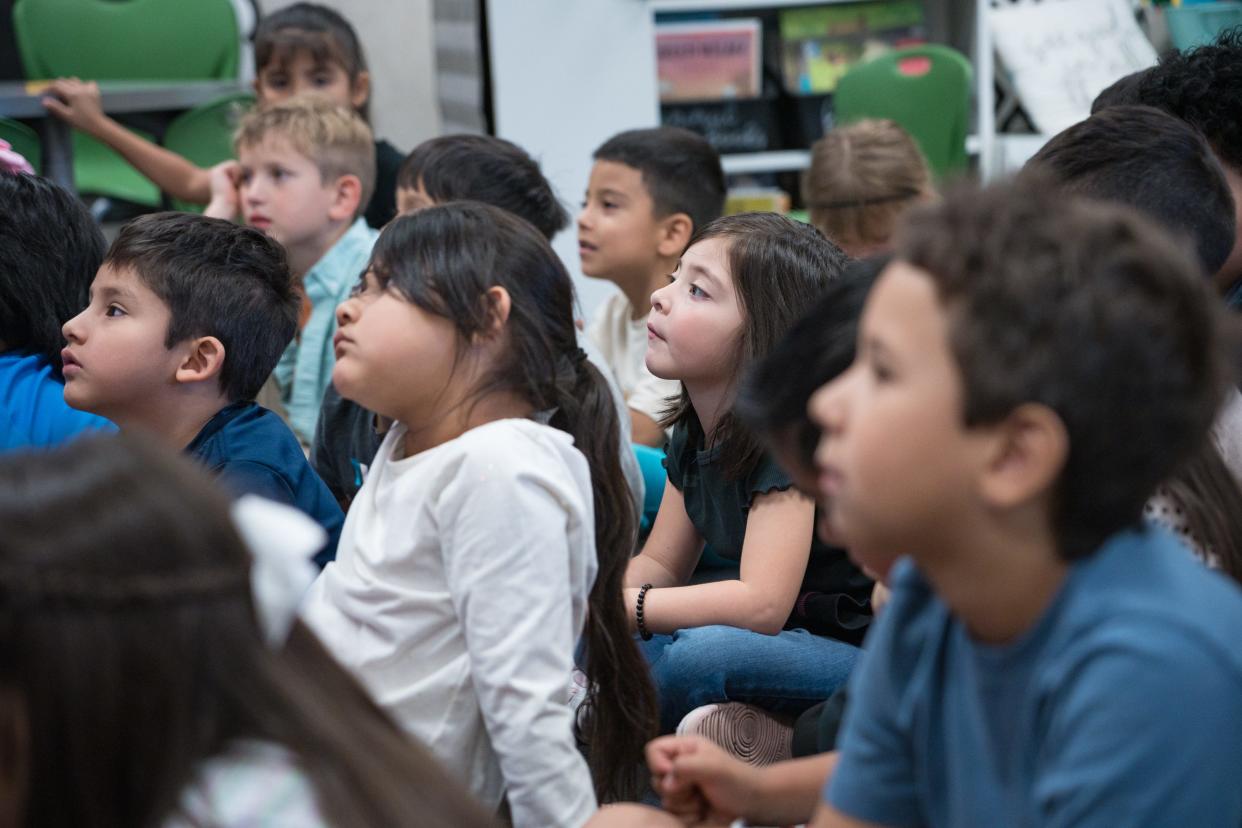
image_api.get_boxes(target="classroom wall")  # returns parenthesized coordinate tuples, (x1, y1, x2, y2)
(258, 0, 441, 154)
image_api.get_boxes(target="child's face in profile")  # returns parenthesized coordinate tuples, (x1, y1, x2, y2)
(332, 269, 461, 424)
(237, 136, 343, 251)
(255, 52, 366, 112)
(61, 264, 186, 421)
(808, 261, 981, 574)
(646, 235, 743, 386)
(577, 160, 665, 282)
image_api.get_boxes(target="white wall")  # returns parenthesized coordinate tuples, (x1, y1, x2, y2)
(258, 0, 441, 152)
(487, 0, 660, 320)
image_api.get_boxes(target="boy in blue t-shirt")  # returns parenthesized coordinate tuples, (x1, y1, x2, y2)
(61, 212, 342, 566)
(801, 176, 1242, 827)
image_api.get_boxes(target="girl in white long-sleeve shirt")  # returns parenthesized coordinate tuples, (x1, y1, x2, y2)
(301, 203, 657, 827)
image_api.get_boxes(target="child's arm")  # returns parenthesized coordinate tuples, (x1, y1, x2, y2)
(441, 452, 597, 828)
(626, 480, 705, 589)
(627, 488, 814, 636)
(41, 78, 213, 203)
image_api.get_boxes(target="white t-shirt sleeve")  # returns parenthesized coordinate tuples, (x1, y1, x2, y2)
(587, 292, 679, 424)
(437, 448, 597, 828)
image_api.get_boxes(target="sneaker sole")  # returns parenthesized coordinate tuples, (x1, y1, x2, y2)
(677, 702, 793, 766)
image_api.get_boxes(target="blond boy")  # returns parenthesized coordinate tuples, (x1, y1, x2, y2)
(207, 95, 377, 444)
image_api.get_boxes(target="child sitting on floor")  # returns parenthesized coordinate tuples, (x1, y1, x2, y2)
(0, 433, 491, 827)
(810, 175, 1242, 827)
(0, 173, 113, 452)
(624, 213, 872, 747)
(206, 95, 377, 444)
(61, 212, 343, 565)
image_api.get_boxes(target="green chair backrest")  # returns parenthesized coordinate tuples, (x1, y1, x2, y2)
(832, 44, 973, 179)
(13, 0, 239, 81)
(162, 92, 256, 212)
(0, 117, 41, 173)
(1167, 2, 1242, 51)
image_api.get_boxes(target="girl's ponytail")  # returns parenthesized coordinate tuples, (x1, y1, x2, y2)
(548, 352, 659, 802)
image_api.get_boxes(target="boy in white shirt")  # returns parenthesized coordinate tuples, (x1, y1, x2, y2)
(579, 127, 725, 446)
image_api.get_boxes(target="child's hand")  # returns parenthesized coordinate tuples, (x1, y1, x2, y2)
(204, 160, 242, 221)
(41, 78, 107, 132)
(647, 735, 759, 825)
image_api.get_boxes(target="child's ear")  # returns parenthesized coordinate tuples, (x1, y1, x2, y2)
(174, 336, 226, 387)
(656, 212, 694, 258)
(328, 174, 364, 222)
(350, 71, 371, 111)
(977, 403, 1068, 509)
(475, 286, 512, 341)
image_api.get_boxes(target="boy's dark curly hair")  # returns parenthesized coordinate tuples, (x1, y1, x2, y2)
(1123, 26, 1242, 170)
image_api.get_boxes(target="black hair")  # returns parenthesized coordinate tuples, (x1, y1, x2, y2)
(1027, 105, 1236, 276)
(365, 203, 657, 801)
(593, 127, 726, 233)
(0, 434, 495, 828)
(1129, 26, 1242, 171)
(0, 174, 106, 372)
(1091, 68, 1147, 112)
(663, 213, 850, 480)
(254, 2, 371, 122)
(397, 134, 569, 240)
(104, 213, 298, 402)
(897, 175, 1227, 561)
(735, 256, 885, 480)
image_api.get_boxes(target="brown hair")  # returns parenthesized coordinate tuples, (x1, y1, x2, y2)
(803, 119, 932, 256)
(663, 212, 850, 479)
(897, 175, 1227, 561)
(235, 95, 376, 218)
(0, 434, 494, 828)
(1162, 439, 1242, 583)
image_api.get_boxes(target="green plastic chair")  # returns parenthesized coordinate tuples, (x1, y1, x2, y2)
(1167, 2, 1242, 51)
(12, 0, 241, 206)
(0, 117, 41, 173)
(162, 92, 256, 212)
(832, 44, 973, 179)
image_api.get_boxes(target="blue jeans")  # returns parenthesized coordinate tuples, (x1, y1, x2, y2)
(638, 625, 860, 734)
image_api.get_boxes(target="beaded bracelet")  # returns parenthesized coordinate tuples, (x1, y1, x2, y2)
(636, 583, 654, 641)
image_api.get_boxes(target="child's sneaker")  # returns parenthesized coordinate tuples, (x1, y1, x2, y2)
(676, 702, 794, 766)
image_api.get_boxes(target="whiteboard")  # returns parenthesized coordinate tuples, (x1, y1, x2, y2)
(487, 0, 660, 321)
(990, 0, 1158, 136)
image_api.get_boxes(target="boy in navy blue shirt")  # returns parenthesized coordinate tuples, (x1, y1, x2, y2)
(800, 177, 1242, 827)
(62, 212, 342, 565)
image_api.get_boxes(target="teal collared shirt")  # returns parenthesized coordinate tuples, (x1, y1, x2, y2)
(274, 218, 378, 444)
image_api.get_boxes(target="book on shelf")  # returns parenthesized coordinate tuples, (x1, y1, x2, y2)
(656, 18, 762, 103)
(725, 186, 792, 216)
(780, 0, 926, 95)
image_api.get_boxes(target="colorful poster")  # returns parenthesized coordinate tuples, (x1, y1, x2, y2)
(780, 1, 926, 94)
(657, 19, 762, 103)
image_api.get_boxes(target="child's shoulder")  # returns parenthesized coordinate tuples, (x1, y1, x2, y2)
(451, 418, 582, 469)
(421, 419, 591, 511)
(1062, 528, 1242, 665)
(190, 402, 306, 478)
